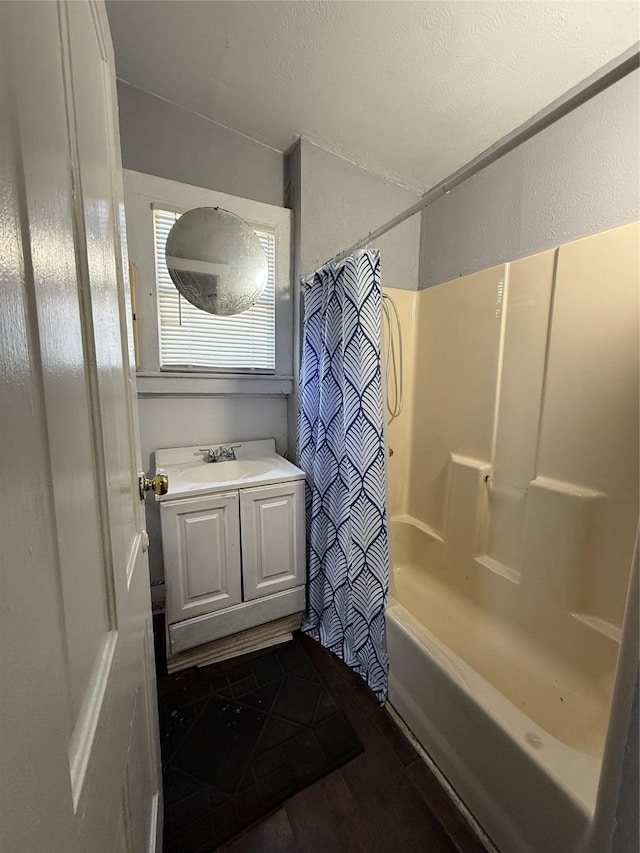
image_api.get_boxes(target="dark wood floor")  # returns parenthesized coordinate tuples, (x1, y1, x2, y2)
(155, 624, 488, 853)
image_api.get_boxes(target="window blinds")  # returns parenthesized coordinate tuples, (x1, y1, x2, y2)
(153, 209, 276, 371)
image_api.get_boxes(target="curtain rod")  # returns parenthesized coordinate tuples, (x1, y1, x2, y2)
(301, 42, 639, 284)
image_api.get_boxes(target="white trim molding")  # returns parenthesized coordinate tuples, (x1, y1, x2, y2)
(136, 372, 293, 397)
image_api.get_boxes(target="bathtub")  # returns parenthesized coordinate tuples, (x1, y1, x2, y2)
(385, 517, 616, 853)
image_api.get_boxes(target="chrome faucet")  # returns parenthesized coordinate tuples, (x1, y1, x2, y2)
(198, 444, 242, 463)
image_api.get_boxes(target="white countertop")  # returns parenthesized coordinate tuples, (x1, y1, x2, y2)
(155, 438, 305, 501)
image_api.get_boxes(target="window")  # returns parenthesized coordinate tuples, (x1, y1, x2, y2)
(153, 209, 276, 372)
(123, 170, 292, 394)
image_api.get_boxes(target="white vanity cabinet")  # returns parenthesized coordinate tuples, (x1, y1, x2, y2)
(157, 441, 306, 659)
(240, 481, 305, 600)
(162, 492, 242, 624)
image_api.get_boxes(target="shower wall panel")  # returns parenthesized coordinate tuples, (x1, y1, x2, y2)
(481, 250, 556, 580)
(400, 221, 638, 638)
(534, 222, 639, 630)
(408, 265, 504, 538)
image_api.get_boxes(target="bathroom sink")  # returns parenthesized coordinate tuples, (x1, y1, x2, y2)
(177, 460, 272, 484)
(154, 438, 306, 501)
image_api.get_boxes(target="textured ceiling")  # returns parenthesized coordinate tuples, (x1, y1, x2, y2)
(106, 1, 639, 192)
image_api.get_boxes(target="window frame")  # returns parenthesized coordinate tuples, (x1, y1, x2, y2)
(123, 170, 293, 397)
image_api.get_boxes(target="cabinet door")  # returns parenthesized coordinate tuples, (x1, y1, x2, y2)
(240, 480, 306, 601)
(161, 493, 242, 623)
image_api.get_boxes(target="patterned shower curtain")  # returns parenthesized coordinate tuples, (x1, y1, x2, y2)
(298, 250, 390, 702)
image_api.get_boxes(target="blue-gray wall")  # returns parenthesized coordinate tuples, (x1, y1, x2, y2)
(116, 81, 286, 207)
(419, 68, 640, 287)
(286, 138, 421, 457)
(290, 138, 421, 290)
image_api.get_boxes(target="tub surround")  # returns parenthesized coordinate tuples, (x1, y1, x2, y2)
(384, 221, 639, 853)
(387, 222, 638, 638)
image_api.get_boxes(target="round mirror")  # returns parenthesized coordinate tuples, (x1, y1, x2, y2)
(165, 207, 268, 316)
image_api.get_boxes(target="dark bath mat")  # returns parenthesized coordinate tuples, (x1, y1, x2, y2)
(159, 639, 364, 852)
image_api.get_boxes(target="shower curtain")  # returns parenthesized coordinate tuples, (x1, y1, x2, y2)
(298, 250, 390, 702)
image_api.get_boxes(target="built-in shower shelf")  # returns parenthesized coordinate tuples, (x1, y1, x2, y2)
(392, 513, 445, 543)
(571, 612, 621, 643)
(530, 476, 605, 501)
(475, 555, 521, 584)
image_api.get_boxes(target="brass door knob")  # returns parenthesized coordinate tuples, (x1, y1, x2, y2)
(138, 472, 169, 500)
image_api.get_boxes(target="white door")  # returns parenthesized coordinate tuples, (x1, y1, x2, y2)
(162, 493, 242, 623)
(0, 3, 162, 852)
(240, 481, 306, 600)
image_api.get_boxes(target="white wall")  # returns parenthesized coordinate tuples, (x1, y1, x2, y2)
(419, 68, 640, 287)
